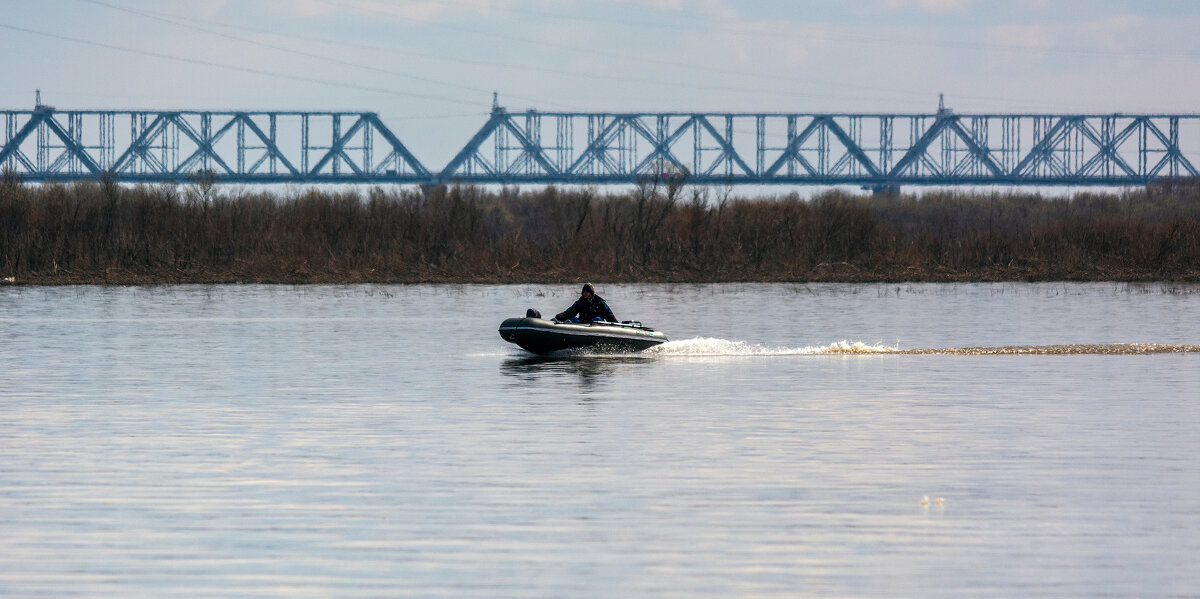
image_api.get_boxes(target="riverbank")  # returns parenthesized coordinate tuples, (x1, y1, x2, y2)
(3, 177, 1199, 284)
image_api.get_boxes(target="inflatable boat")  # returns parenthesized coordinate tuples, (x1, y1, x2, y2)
(498, 316, 668, 354)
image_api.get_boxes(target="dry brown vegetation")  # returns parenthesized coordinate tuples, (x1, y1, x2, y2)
(2, 171, 1199, 284)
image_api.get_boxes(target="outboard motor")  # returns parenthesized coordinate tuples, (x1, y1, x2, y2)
(526, 308, 542, 318)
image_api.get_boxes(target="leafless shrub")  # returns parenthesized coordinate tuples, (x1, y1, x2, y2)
(2, 181, 1198, 283)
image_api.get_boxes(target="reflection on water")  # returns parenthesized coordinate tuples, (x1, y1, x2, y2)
(500, 354, 654, 389)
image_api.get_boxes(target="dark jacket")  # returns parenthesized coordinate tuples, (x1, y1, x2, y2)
(555, 294, 616, 323)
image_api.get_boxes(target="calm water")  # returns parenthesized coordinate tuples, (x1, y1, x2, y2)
(1, 283, 1198, 598)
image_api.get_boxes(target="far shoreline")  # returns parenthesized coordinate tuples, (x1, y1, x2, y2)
(4, 180, 1199, 286)
(6, 267, 1200, 287)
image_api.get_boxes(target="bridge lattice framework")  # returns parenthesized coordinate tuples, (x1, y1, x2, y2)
(4, 104, 1198, 187)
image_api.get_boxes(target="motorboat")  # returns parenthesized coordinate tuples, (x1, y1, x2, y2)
(498, 316, 668, 354)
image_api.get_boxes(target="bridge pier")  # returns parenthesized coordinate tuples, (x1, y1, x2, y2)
(866, 184, 901, 196)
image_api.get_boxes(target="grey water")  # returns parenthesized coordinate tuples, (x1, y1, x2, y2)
(1, 282, 1198, 598)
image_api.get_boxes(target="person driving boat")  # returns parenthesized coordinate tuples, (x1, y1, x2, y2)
(554, 283, 616, 323)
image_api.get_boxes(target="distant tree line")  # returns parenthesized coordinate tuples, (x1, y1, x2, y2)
(1, 171, 1198, 284)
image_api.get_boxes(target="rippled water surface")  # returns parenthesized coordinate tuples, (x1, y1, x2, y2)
(2, 283, 1199, 597)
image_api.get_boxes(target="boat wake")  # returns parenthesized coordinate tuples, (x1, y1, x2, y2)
(646, 338, 1200, 357)
(647, 338, 897, 356)
(899, 343, 1200, 355)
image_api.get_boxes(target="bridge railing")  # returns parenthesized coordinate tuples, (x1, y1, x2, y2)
(4, 106, 1200, 186)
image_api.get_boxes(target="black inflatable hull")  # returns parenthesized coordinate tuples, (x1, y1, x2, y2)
(498, 317, 668, 354)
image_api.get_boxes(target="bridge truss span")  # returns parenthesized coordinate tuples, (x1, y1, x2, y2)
(4, 106, 1200, 186)
(1, 109, 429, 184)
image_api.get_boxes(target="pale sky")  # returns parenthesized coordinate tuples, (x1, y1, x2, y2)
(4, 0, 1200, 164)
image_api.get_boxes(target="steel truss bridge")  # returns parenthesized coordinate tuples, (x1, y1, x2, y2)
(4, 104, 1200, 187)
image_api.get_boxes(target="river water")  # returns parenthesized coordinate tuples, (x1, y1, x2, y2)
(1, 282, 1198, 598)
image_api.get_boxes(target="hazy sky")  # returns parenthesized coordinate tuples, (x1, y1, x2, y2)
(5, 0, 1200, 163)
